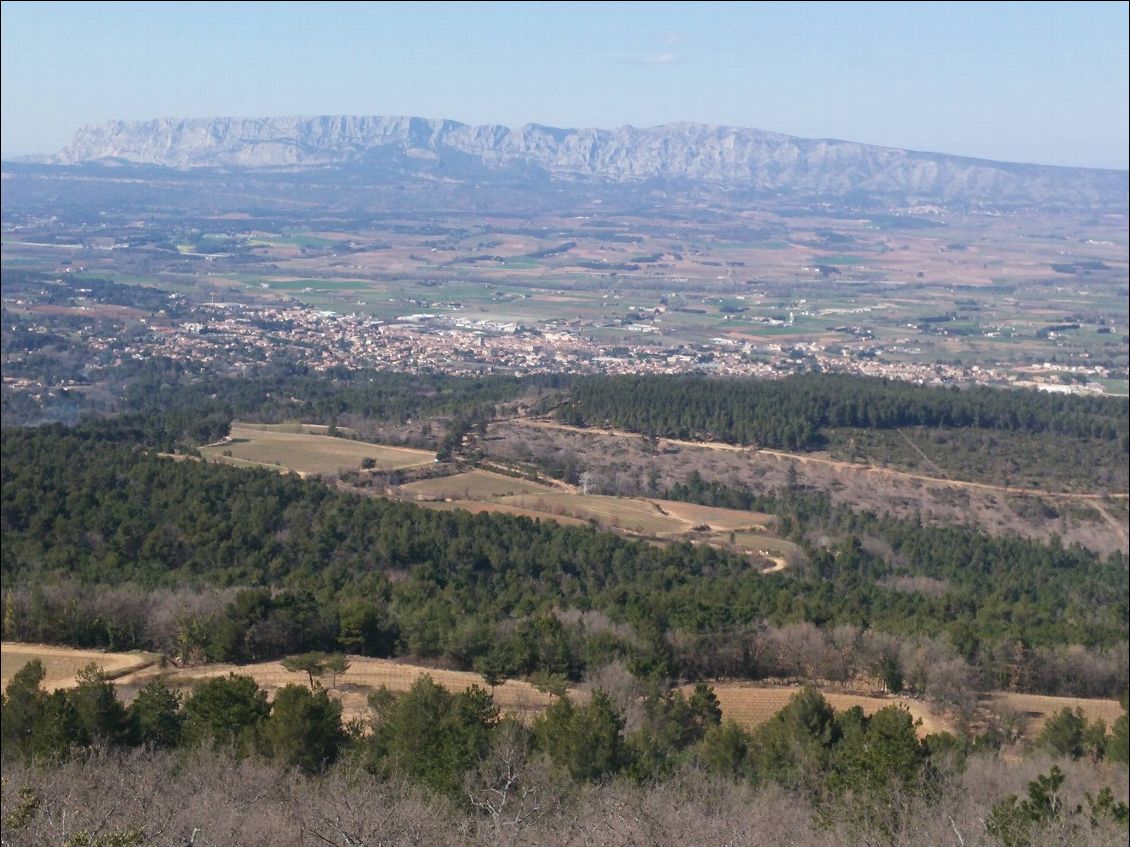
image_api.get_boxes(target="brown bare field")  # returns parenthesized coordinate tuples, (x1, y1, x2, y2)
(201, 423, 434, 477)
(1, 642, 158, 691)
(990, 691, 1126, 736)
(10, 644, 1123, 743)
(118, 656, 569, 722)
(495, 492, 771, 539)
(396, 470, 775, 553)
(702, 682, 951, 737)
(398, 469, 556, 499)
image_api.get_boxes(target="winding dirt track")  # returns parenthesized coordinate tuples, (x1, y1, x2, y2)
(519, 419, 1129, 504)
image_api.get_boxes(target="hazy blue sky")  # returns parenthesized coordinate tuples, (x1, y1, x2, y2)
(2, 1, 1127, 168)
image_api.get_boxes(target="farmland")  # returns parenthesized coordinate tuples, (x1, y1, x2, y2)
(201, 423, 435, 477)
(990, 691, 1129, 737)
(12, 641, 1125, 744)
(702, 681, 951, 737)
(0, 642, 157, 690)
(119, 655, 566, 723)
(398, 469, 558, 500)
(394, 468, 788, 562)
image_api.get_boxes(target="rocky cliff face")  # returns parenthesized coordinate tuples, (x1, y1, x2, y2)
(55, 116, 1127, 210)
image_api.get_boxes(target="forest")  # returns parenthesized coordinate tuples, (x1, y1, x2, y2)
(557, 374, 1130, 451)
(2, 371, 1128, 846)
(2, 417, 1126, 699)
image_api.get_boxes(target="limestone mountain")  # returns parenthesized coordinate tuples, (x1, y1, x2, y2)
(52, 115, 1130, 210)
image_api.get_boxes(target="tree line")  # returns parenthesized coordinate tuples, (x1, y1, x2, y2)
(557, 373, 1130, 451)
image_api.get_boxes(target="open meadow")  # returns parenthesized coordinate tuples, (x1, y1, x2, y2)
(201, 423, 434, 477)
(701, 681, 952, 737)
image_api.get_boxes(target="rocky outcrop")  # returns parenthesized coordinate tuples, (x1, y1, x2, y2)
(55, 115, 1127, 210)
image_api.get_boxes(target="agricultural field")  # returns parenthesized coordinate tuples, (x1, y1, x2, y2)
(394, 468, 784, 563)
(397, 469, 557, 500)
(701, 681, 952, 737)
(116, 655, 568, 723)
(1, 642, 157, 691)
(5, 642, 1127, 745)
(5, 197, 1125, 376)
(490, 492, 771, 538)
(990, 691, 1128, 737)
(201, 423, 434, 477)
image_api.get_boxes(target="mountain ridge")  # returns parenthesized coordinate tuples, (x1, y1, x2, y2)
(51, 115, 1130, 210)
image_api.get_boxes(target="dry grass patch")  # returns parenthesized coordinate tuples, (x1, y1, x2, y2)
(201, 423, 434, 477)
(1, 642, 158, 691)
(129, 656, 573, 723)
(398, 469, 555, 500)
(499, 493, 685, 535)
(651, 500, 773, 532)
(703, 682, 951, 737)
(990, 691, 1125, 735)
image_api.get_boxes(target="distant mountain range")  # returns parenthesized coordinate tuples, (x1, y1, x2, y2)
(44, 116, 1130, 210)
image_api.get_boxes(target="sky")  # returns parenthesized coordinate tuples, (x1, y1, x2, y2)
(2, 1, 1128, 169)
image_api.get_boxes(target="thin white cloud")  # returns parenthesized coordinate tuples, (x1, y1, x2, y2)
(663, 33, 685, 45)
(644, 51, 677, 65)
